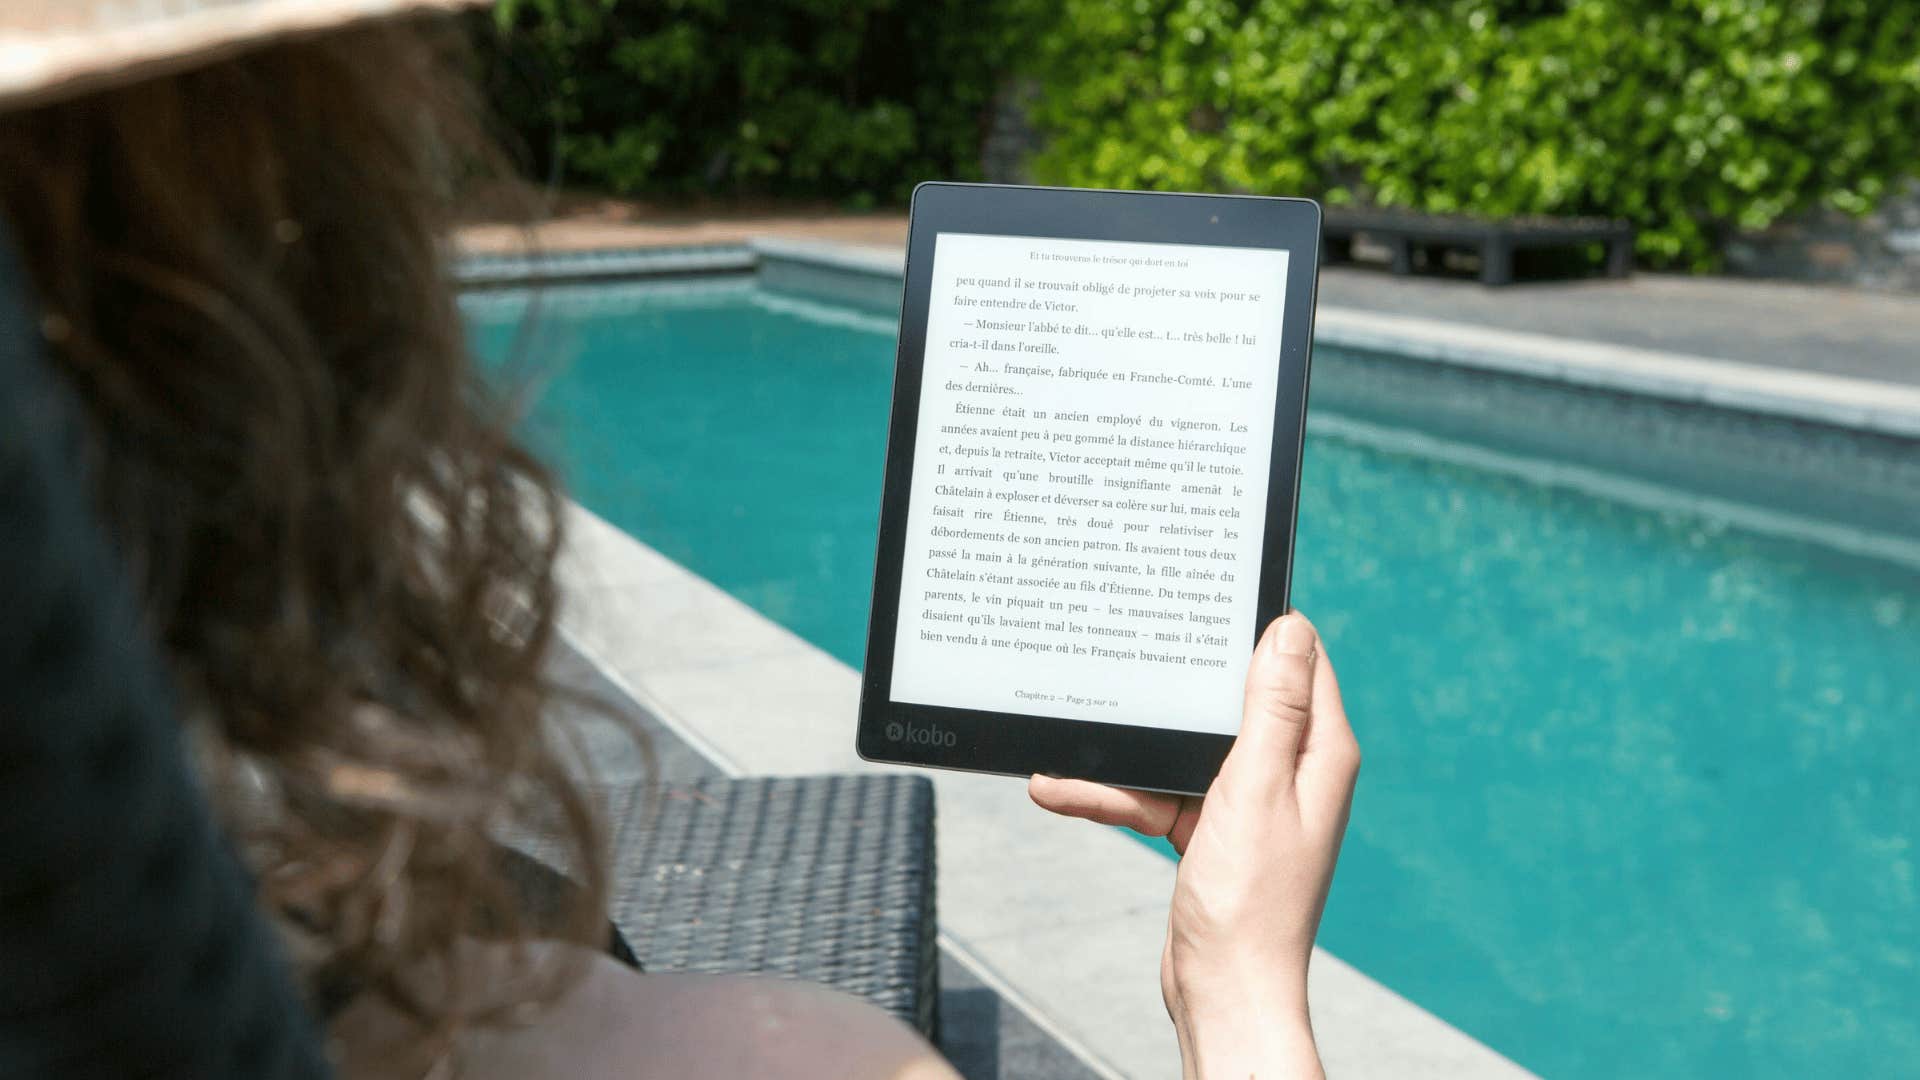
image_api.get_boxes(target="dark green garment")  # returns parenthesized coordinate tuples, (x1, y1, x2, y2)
(0, 227, 333, 1080)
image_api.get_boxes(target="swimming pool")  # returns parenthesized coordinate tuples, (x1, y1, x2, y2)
(466, 276, 1918, 1079)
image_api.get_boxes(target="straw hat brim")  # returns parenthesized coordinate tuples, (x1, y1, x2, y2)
(0, 0, 491, 111)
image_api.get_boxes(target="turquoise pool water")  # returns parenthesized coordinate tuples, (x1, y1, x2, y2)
(466, 277, 1918, 1079)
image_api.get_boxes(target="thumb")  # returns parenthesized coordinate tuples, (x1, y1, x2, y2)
(1221, 613, 1321, 800)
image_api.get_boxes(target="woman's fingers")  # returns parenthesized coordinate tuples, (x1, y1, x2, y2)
(1221, 613, 1322, 803)
(1028, 612, 1343, 855)
(1295, 647, 1361, 829)
(1029, 775, 1194, 850)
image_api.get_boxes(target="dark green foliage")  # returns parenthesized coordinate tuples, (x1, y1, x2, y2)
(481, 0, 1918, 269)
(1021, 0, 1920, 268)
(482, 0, 1037, 204)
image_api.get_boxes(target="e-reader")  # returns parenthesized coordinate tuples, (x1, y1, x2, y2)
(856, 183, 1320, 795)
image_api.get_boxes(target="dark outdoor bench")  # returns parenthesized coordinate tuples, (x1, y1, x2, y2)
(1322, 208, 1636, 284)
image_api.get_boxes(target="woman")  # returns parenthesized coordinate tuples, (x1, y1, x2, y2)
(0, 2, 1359, 1077)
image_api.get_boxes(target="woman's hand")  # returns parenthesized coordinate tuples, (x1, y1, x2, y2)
(1029, 613, 1358, 1080)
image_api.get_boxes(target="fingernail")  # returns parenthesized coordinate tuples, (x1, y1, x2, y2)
(1271, 614, 1316, 657)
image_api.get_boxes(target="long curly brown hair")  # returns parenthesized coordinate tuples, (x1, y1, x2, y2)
(0, 12, 609, 1054)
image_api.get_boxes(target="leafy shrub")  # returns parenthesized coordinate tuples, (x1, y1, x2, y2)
(478, 0, 1919, 269)
(1021, 0, 1920, 268)
(482, 0, 1036, 204)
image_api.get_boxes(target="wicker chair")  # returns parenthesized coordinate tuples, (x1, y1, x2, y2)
(604, 774, 940, 1038)
(509, 773, 941, 1040)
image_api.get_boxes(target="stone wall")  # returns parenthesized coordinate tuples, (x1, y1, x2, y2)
(1721, 180, 1920, 293)
(980, 80, 1041, 186)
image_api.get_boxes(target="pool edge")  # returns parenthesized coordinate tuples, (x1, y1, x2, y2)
(454, 236, 1920, 441)
(742, 235, 1920, 437)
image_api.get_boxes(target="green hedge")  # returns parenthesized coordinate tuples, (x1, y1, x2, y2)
(483, 0, 1035, 204)
(481, 1, 1920, 270)
(1022, 0, 1920, 268)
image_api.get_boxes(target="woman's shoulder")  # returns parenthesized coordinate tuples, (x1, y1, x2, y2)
(332, 941, 958, 1080)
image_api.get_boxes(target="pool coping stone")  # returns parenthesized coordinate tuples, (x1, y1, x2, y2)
(459, 244, 755, 288)
(554, 501, 1536, 1080)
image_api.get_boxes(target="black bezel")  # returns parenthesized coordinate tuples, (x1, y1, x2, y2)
(855, 182, 1321, 796)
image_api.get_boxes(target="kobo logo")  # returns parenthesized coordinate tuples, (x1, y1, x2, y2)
(885, 720, 956, 748)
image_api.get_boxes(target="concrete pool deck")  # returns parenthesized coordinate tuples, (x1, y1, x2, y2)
(737, 235, 1920, 442)
(553, 499, 1535, 1079)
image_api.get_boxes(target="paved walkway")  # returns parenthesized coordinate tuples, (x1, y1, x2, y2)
(459, 207, 1920, 386)
(1319, 268, 1920, 385)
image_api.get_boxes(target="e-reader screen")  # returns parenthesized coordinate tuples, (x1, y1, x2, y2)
(887, 232, 1291, 736)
